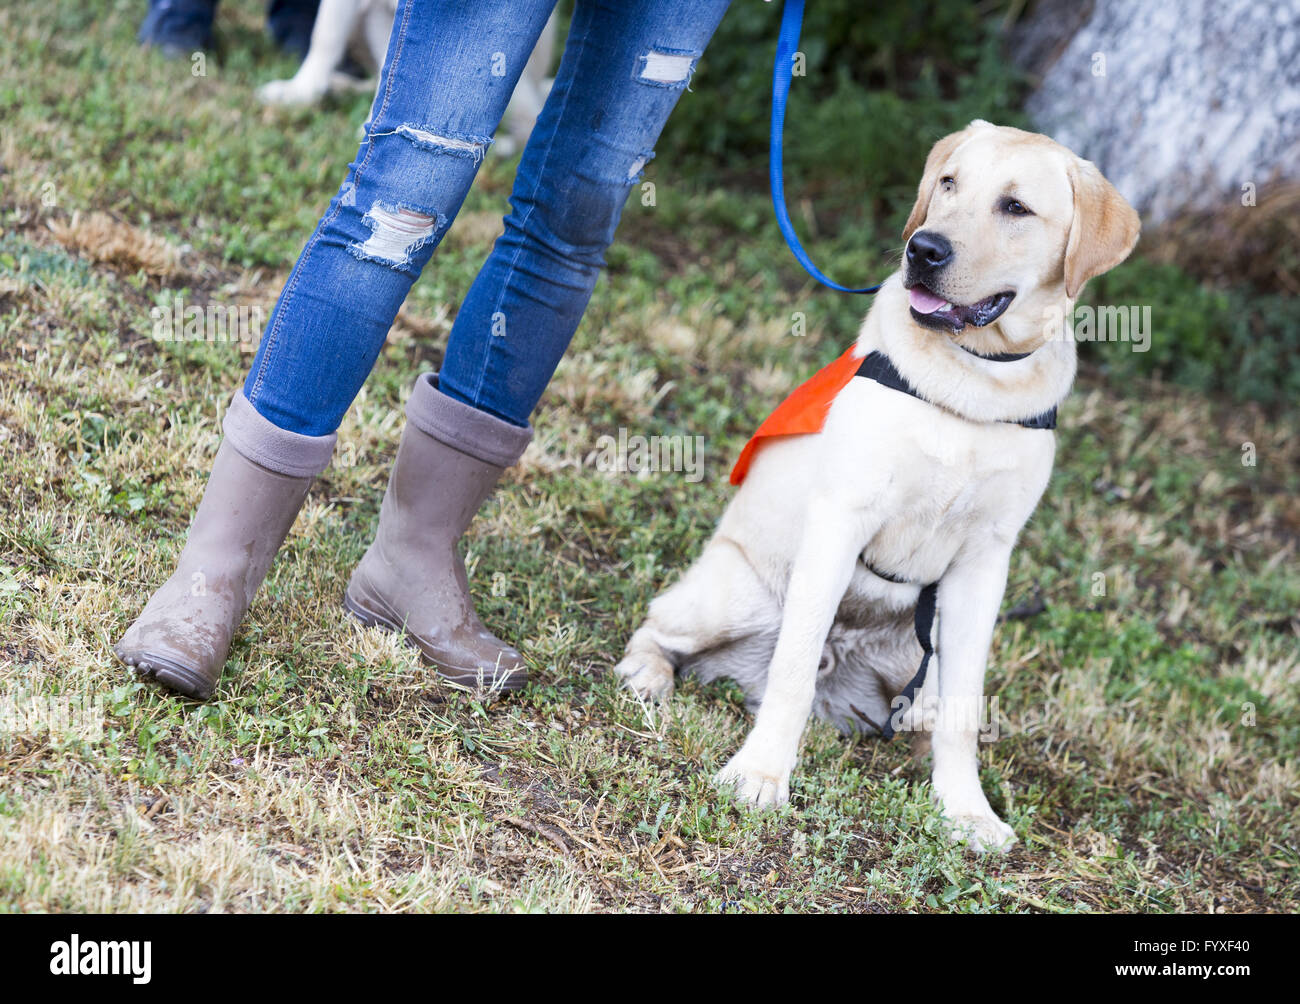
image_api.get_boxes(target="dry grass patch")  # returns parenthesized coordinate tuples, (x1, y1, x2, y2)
(47, 211, 186, 280)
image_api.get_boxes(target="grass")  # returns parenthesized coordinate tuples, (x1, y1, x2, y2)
(1, 0, 1297, 913)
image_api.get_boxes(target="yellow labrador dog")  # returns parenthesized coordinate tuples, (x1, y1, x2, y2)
(613, 120, 1140, 852)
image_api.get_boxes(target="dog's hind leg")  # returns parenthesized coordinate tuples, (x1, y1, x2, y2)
(682, 629, 779, 709)
(614, 536, 778, 701)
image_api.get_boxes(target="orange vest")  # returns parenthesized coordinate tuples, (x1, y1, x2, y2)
(729, 343, 864, 486)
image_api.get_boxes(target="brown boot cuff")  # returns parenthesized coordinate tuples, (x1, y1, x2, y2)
(223, 392, 338, 478)
(406, 373, 534, 469)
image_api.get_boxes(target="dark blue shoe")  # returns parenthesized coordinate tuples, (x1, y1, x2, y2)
(137, 0, 219, 57)
(266, 0, 320, 60)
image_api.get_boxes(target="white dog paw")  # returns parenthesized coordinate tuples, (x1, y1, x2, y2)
(612, 650, 674, 701)
(714, 749, 791, 809)
(257, 78, 324, 106)
(943, 808, 1017, 854)
(328, 70, 376, 94)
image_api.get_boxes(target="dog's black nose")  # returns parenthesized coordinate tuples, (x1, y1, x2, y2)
(906, 231, 954, 271)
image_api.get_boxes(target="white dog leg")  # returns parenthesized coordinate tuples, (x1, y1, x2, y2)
(928, 548, 1017, 852)
(715, 503, 868, 807)
(258, 0, 365, 106)
(361, 0, 395, 70)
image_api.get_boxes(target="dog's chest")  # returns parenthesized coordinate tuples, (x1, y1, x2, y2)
(850, 405, 1053, 586)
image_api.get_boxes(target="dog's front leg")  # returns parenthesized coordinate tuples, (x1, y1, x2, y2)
(929, 548, 1017, 852)
(258, 0, 365, 105)
(715, 502, 866, 808)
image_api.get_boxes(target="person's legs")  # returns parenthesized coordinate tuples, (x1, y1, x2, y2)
(138, 0, 219, 56)
(345, 0, 732, 686)
(243, 0, 558, 436)
(117, 0, 557, 699)
(266, 0, 321, 59)
(439, 0, 732, 426)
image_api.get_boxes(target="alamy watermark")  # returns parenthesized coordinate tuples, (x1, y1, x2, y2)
(150, 296, 263, 346)
(0, 688, 104, 744)
(1043, 303, 1152, 353)
(881, 694, 1001, 742)
(591, 427, 706, 483)
(50, 936, 151, 984)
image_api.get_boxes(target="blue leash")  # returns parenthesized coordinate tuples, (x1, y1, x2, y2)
(770, 0, 881, 294)
(773, 1, 931, 741)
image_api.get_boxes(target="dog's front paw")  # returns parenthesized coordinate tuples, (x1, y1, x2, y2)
(257, 77, 325, 106)
(328, 70, 376, 94)
(714, 747, 791, 809)
(612, 650, 674, 701)
(941, 804, 1017, 854)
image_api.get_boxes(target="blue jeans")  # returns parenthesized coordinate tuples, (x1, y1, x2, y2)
(243, 0, 731, 435)
(140, 0, 319, 52)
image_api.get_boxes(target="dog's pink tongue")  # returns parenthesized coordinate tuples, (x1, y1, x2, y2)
(909, 286, 947, 314)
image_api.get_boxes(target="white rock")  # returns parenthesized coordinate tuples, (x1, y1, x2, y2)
(1022, 0, 1300, 222)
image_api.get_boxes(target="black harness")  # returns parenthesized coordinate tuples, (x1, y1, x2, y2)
(853, 350, 1058, 431)
(850, 349, 1056, 739)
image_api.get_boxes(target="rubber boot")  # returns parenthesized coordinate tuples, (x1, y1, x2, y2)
(114, 392, 336, 698)
(344, 374, 532, 691)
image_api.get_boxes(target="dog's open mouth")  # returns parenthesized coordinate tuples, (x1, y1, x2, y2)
(906, 283, 1015, 332)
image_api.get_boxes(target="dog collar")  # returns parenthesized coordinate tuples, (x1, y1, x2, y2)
(728, 344, 1057, 487)
(959, 344, 1033, 363)
(855, 351, 1058, 431)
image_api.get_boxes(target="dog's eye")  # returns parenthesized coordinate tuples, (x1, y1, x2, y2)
(940, 176, 956, 191)
(1001, 198, 1033, 216)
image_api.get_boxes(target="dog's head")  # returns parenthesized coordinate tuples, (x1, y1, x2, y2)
(900, 120, 1140, 348)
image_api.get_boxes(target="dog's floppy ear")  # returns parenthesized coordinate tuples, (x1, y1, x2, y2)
(1063, 157, 1141, 298)
(902, 124, 979, 241)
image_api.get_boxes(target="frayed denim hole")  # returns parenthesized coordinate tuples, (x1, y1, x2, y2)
(384, 124, 494, 163)
(347, 203, 446, 268)
(635, 49, 697, 89)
